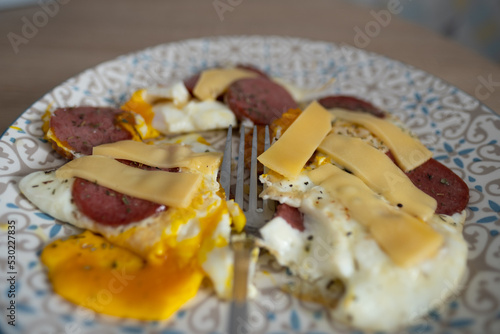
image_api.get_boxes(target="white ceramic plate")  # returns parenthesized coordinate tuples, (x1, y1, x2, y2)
(1, 36, 499, 334)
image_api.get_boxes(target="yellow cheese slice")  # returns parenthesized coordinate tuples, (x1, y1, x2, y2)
(56, 155, 201, 208)
(318, 133, 437, 221)
(193, 68, 258, 101)
(306, 162, 338, 185)
(93, 140, 222, 174)
(328, 108, 432, 171)
(319, 164, 443, 267)
(258, 101, 333, 179)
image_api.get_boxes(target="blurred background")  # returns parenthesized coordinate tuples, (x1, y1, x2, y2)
(3, 0, 498, 63)
(1, 0, 500, 133)
(350, 0, 500, 63)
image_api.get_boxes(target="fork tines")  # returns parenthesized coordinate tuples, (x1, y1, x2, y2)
(220, 125, 275, 236)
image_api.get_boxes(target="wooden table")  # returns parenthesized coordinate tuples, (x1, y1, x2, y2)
(1, 0, 499, 133)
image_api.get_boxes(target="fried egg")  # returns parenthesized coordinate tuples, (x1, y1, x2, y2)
(256, 108, 469, 332)
(20, 135, 243, 320)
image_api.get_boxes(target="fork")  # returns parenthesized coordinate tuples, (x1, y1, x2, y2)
(220, 125, 275, 334)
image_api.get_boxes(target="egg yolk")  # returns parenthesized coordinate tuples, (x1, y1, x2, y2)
(41, 231, 204, 320)
(121, 89, 160, 139)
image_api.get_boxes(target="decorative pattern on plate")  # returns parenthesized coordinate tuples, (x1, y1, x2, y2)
(0, 36, 499, 334)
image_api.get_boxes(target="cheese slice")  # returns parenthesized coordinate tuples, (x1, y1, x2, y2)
(328, 108, 432, 171)
(258, 101, 333, 179)
(319, 164, 443, 267)
(306, 162, 338, 185)
(93, 140, 222, 174)
(56, 155, 202, 208)
(318, 133, 436, 221)
(193, 68, 258, 101)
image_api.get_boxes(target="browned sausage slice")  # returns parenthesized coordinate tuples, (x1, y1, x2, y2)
(72, 161, 178, 226)
(318, 95, 386, 118)
(235, 64, 269, 78)
(225, 77, 298, 125)
(183, 64, 268, 97)
(183, 72, 200, 96)
(72, 178, 165, 227)
(274, 203, 305, 232)
(405, 157, 469, 216)
(49, 107, 132, 158)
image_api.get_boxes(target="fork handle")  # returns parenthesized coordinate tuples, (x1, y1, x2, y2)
(228, 239, 254, 333)
(228, 300, 250, 334)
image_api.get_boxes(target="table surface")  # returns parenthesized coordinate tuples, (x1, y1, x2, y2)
(1, 0, 500, 134)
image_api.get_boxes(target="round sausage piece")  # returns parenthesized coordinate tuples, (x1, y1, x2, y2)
(183, 64, 268, 97)
(49, 107, 132, 158)
(183, 73, 200, 96)
(405, 158, 469, 216)
(225, 77, 298, 125)
(235, 64, 269, 78)
(274, 203, 305, 232)
(72, 161, 179, 227)
(318, 95, 386, 118)
(73, 178, 165, 227)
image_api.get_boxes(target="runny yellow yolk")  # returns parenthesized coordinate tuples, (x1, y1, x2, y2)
(41, 231, 204, 320)
(121, 89, 160, 139)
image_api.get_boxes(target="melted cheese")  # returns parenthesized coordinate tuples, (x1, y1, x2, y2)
(258, 101, 333, 179)
(93, 140, 222, 174)
(55, 155, 201, 208)
(193, 68, 258, 100)
(318, 133, 436, 221)
(328, 108, 432, 171)
(41, 231, 204, 320)
(317, 164, 443, 267)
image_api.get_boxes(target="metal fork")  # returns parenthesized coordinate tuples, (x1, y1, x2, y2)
(220, 125, 275, 334)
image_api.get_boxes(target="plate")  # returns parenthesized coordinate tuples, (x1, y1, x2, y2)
(1, 36, 499, 334)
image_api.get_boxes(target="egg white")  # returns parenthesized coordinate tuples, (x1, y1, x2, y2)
(132, 82, 237, 135)
(152, 100, 237, 134)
